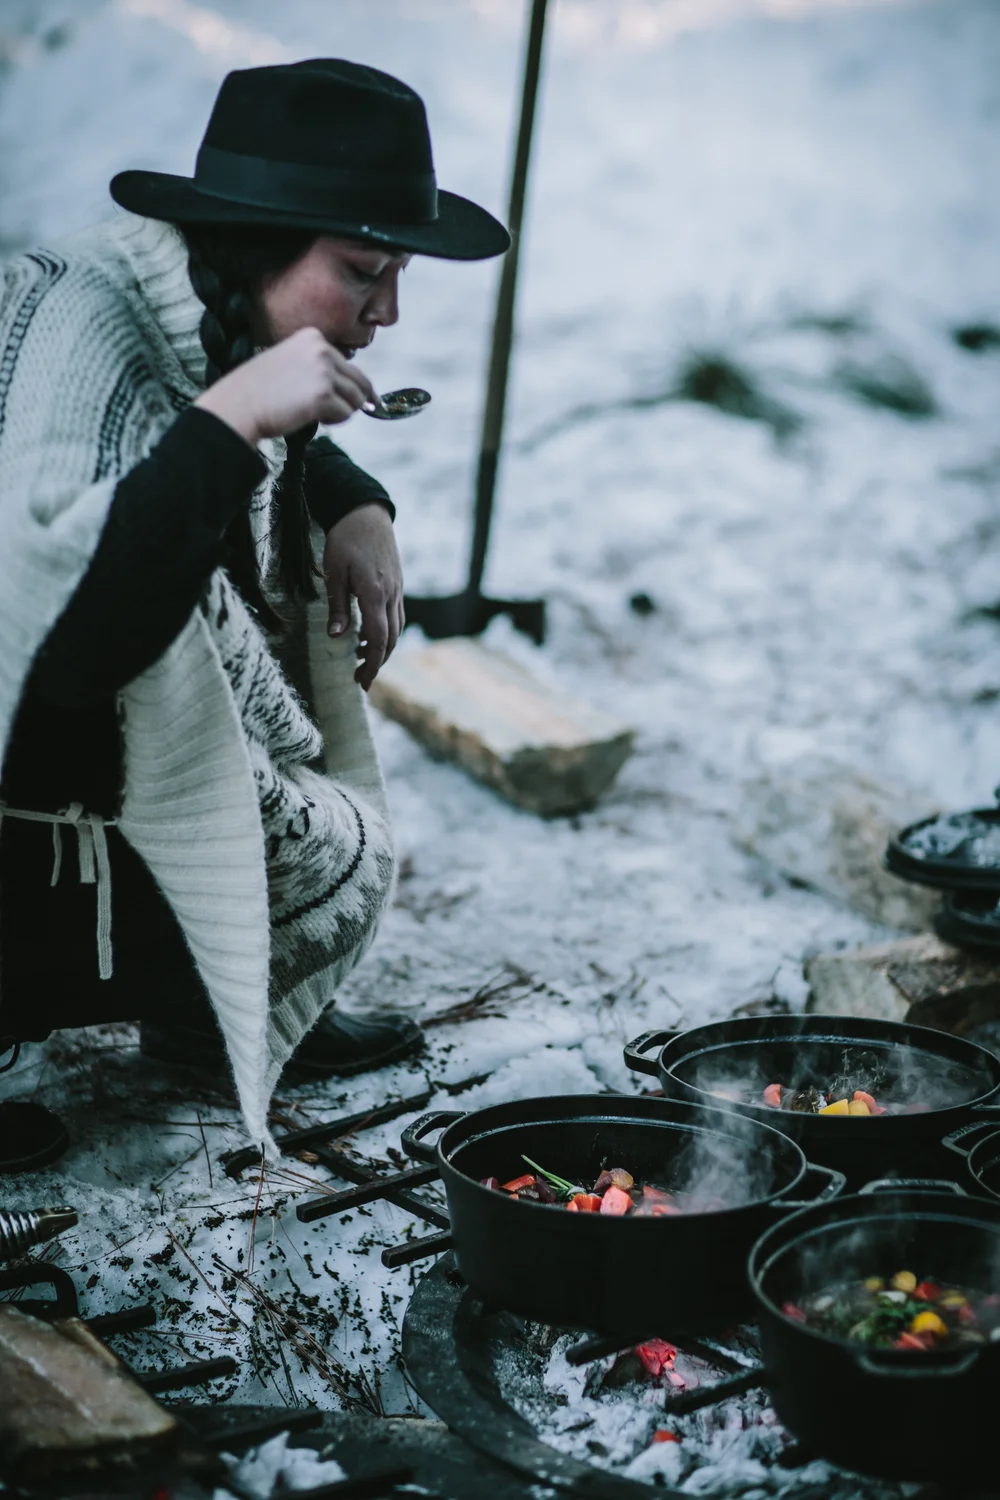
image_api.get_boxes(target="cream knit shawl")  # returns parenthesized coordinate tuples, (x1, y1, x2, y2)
(0, 213, 395, 1153)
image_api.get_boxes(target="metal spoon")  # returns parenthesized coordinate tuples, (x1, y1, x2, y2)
(361, 387, 431, 421)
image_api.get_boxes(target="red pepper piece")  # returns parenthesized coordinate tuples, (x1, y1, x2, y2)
(913, 1281, 940, 1302)
(782, 1302, 806, 1323)
(958, 1304, 979, 1327)
(652, 1430, 680, 1444)
(501, 1173, 536, 1193)
(642, 1184, 673, 1202)
(762, 1084, 782, 1108)
(479, 1176, 501, 1191)
(569, 1193, 603, 1213)
(600, 1185, 633, 1216)
(894, 1332, 930, 1351)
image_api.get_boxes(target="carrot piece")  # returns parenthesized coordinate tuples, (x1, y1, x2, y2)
(600, 1185, 632, 1216)
(762, 1084, 782, 1108)
(853, 1090, 877, 1111)
(566, 1199, 579, 1212)
(502, 1174, 536, 1193)
(782, 1302, 807, 1323)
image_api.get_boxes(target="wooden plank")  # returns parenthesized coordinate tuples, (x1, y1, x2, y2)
(371, 639, 634, 817)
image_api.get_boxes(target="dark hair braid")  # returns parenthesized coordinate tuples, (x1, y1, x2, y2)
(181, 223, 322, 629)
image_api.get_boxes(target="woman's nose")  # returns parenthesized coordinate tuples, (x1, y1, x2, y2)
(365, 268, 401, 328)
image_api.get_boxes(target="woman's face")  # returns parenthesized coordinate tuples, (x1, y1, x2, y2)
(258, 236, 411, 360)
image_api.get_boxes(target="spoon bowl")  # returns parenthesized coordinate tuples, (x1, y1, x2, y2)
(362, 387, 431, 421)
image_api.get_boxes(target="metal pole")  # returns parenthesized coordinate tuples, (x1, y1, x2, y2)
(466, 0, 550, 595)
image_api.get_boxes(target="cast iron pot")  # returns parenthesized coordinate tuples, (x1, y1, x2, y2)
(885, 805, 1000, 891)
(942, 1117, 1000, 1201)
(401, 1093, 842, 1339)
(624, 1014, 1000, 1187)
(749, 1182, 1000, 1483)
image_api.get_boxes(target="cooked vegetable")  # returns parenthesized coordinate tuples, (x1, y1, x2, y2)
(790, 1270, 1000, 1350)
(501, 1173, 537, 1193)
(490, 1156, 720, 1216)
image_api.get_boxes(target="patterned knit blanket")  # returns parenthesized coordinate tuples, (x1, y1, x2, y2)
(0, 213, 394, 1151)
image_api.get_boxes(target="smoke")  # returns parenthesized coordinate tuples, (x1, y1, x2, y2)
(656, 1110, 783, 1213)
(679, 1032, 990, 1116)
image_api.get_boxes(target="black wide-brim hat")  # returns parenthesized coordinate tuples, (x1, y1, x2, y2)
(111, 59, 510, 262)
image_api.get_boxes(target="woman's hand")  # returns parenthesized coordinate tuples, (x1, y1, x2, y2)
(194, 328, 376, 445)
(323, 505, 404, 691)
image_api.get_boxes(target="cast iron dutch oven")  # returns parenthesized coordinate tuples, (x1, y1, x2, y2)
(748, 1181, 1000, 1483)
(942, 1117, 1000, 1202)
(624, 1014, 1000, 1187)
(401, 1094, 842, 1338)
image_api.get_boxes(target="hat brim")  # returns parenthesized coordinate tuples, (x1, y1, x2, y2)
(110, 170, 509, 261)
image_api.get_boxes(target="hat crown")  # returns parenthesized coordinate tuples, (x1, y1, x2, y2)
(202, 59, 434, 175)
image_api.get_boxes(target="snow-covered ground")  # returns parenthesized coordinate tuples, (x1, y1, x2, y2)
(0, 0, 998, 1470)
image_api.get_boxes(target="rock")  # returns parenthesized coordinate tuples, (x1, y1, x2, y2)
(370, 638, 635, 817)
(806, 933, 1000, 1035)
(737, 762, 941, 932)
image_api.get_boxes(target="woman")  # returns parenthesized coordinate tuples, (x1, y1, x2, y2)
(0, 59, 509, 1151)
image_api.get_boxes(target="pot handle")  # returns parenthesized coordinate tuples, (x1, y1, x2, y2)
(401, 1110, 466, 1164)
(623, 1029, 678, 1076)
(858, 1177, 966, 1195)
(855, 1348, 980, 1380)
(941, 1119, 1000, 1158)
(771, 1162, 846, 1210)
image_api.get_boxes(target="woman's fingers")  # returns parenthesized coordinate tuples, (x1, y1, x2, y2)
(355, 592, 389, 691)
(324, 555, 352, 639)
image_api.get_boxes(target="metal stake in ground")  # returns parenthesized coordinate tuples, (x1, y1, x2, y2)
(404, 0, 549, 645)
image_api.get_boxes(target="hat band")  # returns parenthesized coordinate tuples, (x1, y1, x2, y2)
(194, 145, 438, 224)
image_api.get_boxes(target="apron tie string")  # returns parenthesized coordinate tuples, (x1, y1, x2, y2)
(0, 802, 116, 980)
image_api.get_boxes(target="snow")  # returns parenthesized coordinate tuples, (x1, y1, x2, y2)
(0, 0, 998, 1476)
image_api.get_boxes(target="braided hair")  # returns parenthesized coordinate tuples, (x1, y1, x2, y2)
(180, 222, 322, 630)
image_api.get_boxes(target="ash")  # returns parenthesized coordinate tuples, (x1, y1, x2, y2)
(0, 0, 997, 1439)
(502, 1332, 913, 1499)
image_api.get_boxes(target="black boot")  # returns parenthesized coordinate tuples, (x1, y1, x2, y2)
(140, 1004, 423, 1079)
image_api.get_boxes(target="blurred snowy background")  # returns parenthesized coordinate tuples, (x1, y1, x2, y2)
(0, 0, 998, 1423)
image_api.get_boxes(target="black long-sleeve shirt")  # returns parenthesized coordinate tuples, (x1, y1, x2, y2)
(0, 408, 394, 815)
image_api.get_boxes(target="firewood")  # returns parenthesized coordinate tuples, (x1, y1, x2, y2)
(0, 1306, 176, 1481)
(371, 639, 634, 817)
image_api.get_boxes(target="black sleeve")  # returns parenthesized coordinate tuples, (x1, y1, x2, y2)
(303, 435, 395, 534)
(29, 406, 267, 710)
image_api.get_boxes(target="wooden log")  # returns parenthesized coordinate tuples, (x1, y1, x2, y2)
(370, 639, 634, 817)
(0, 1307, 177, 1480)
(806, 933, 1000, 1035)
